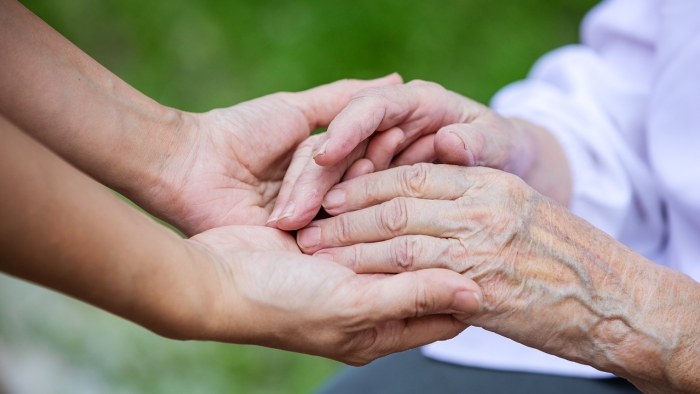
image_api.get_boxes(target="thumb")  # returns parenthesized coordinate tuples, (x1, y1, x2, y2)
(292, 73, 403, 129)
(360, 268, 482, 325)
(434, 115, 532, 177)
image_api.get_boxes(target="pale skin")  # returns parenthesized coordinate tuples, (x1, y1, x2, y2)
(0, 117, 483, 363)
(0, 0, 484, 364)
(268, 80, 571, 231)
(274, 81, 700, 392)
(295, 164, 700, 393)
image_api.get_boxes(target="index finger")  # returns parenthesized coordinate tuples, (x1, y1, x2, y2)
(321, 163, 499, 216)
(312, 81, 485, 167)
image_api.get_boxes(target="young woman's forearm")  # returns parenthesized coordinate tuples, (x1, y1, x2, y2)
(0, 116, 212, 339)
(0, 0, 184, 199)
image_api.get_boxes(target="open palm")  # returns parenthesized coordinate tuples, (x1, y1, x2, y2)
(186, 224, 479, 365)
(147, 76, 401, 235)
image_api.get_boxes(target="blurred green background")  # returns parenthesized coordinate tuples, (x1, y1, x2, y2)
(1, 0, 597, 393)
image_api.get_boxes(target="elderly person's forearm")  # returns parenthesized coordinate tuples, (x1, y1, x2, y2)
(299, 164, 700, 393)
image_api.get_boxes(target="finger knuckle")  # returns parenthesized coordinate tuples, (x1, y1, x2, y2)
(408, 79, 444, 91)
(379, 198, 410, 235)
(391, 237, 420, 271)
(334, 214, 356, 244)
(364, 174, 384, 201)
(345, 244, 362, 271)
(353, 86, 385, 101)
(484, 170, 534, 202)
(445, 240, 470, 272)
(269, 91, 294, 104)
(412, 275, 432, 317)
(401, 163, 431, 196)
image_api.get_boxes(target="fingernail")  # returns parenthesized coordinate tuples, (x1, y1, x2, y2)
(451, 291, 481, 314)
(277, 202, 295, 221)
(266, 205, 283, 223)
(313, 139, 330, 159)
(448, 131, 467, 150)
(314, 252, 333, 261)
(322, 189, 346, 209)
(297, 227, 321, 249)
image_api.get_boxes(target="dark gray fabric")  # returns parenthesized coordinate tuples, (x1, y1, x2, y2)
(315, 349, 642, 394)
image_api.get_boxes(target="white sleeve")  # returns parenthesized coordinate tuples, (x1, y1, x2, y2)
(490, 0, 667, 260)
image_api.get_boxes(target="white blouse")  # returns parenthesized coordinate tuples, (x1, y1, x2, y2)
(423, 0, 700, 378)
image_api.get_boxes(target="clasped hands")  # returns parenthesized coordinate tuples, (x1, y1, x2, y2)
(120, 73, 693, 386)
(146, 75, 570, 365)
(4, 2, 697, 388)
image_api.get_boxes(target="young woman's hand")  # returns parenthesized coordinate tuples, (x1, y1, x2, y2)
(183, 225, 482, 365)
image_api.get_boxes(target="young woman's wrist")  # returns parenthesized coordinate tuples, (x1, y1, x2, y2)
(138, 237, 227, 341)
(113, 107, 200, 223)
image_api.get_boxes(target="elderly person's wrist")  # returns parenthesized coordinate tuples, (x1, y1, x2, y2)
(526, 194, 699, 390)
(604, 264, 700, 394)
(506, 117, 572, 206)
(475, 189, 700, 393)
(298, 164, 700, 392)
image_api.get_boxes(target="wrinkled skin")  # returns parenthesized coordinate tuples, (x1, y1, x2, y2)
(296, 164, 700, 393)
(268, 80, 556, 232)
(185, 224, 481, 365)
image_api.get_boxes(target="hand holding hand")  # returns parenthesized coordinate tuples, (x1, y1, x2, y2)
(268, 80, 542, 231)
(293, 164, 700, 390)
(139, 75, 402, 236)
(183, 225, 482, 365)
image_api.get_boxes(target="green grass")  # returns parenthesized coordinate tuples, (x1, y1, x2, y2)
(4, 0, 598, 392)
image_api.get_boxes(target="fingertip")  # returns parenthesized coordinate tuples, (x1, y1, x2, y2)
(313, 133, 360, 167)
(341, 158, 374, 182)
(434, 128, 475, 167)
(384, 72, 403, 85)
(275, 203, 322, 232)
(413, 268, 482, 311)
(265, 204, 284, 227)
(450, 291, 482, 315)
(364, 127, 405, 171)
(312, 139, 336, 166)
(275, 201, 302, 230)
(297, 225, 321, 250)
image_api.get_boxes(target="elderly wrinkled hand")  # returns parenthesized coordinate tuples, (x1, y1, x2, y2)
(267, 80, 550, 232)
(295, 164, 700, 393)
